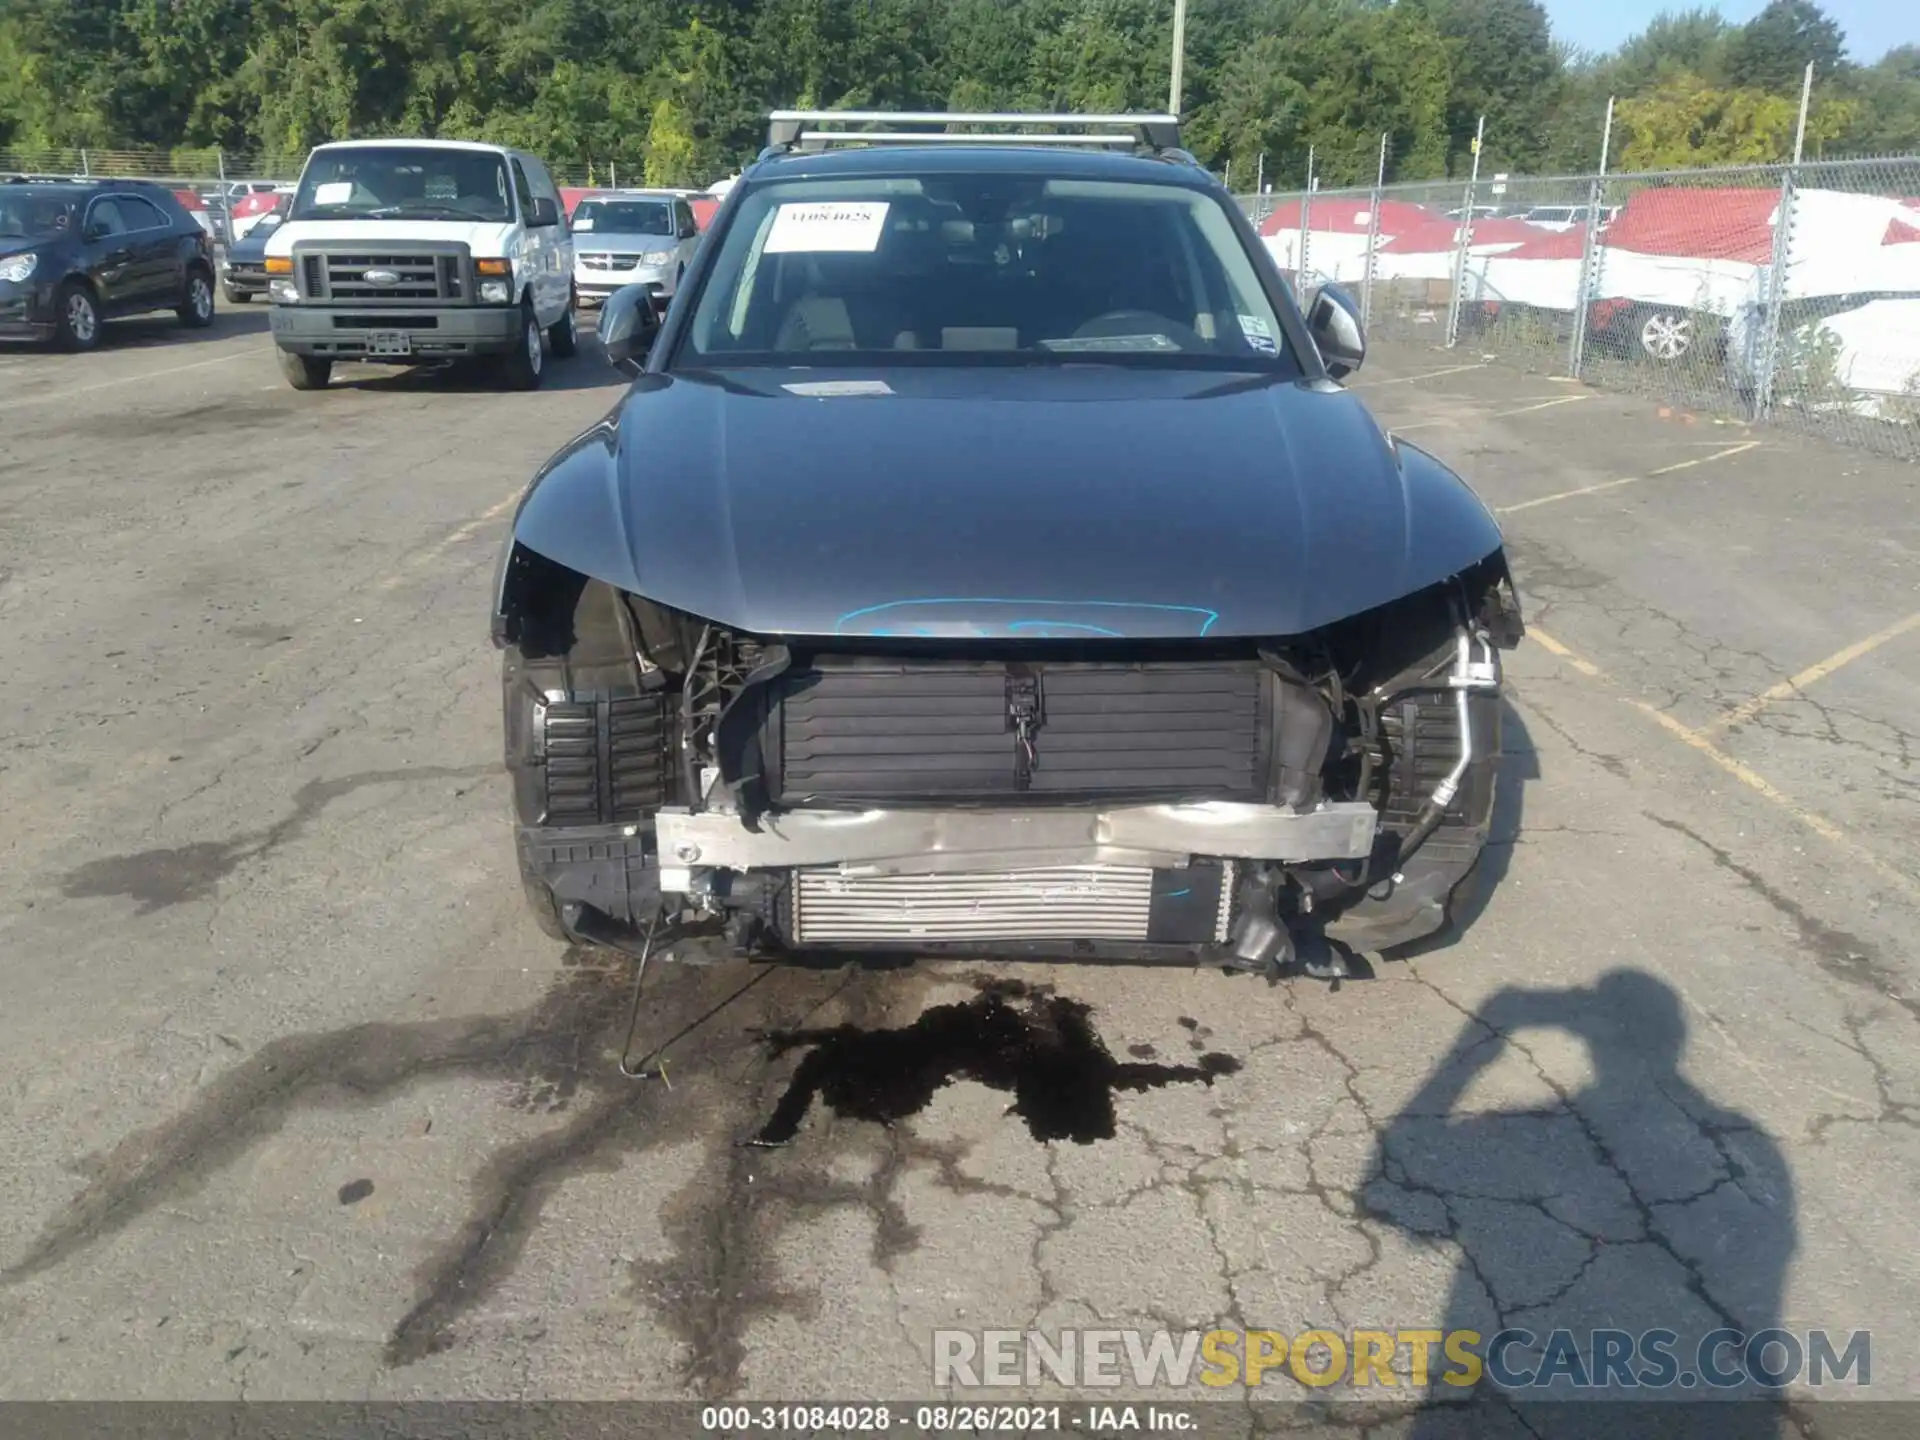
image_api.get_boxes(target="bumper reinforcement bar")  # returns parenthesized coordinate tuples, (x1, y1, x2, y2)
(654, 800, 1379, 879)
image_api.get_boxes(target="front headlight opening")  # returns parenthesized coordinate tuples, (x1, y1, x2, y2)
(641, 250, 675, 266)
(479, 278, 513, 303)
(0, 253, 38, 283)
(267, 277, 299, 303)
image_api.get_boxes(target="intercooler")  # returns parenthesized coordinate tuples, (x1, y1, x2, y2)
(787, 863, 1236, 944)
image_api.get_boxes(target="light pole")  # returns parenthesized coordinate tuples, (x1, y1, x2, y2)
(1168, 0, 1188, 117)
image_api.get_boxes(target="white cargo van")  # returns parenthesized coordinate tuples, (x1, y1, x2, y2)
(265, 139, 576, 391)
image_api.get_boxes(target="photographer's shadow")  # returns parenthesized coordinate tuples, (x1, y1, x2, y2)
(1370, 970, 1799, 1435)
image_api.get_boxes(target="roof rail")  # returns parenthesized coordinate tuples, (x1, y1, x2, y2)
(765, 110, 1184, 157)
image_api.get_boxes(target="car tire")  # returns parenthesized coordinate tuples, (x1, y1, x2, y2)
(497, 302, 545, 391)
(53, 280, 102, 352)
(1636, 308, 1693, 364)
(178, 265, 216, 328)
(548, 299, 578, 359)
(276, 349, 332, 391)
(223, 286, 250, 305)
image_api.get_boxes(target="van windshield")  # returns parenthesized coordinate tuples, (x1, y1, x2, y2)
(573, 199, 675, 236)
(289, 147, 514, 223)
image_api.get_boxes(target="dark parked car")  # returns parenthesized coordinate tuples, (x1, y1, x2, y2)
(220, 200, 287, 303)
(0, 176, 217, 349)
(490, 112, 1526, 975)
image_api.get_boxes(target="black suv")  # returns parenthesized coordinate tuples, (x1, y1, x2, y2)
(492, 111, 1525, 972)
(0, 176, 218, 350)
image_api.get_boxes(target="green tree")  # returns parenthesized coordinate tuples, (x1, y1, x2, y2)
(1615, 69, 1855, 166)
(1720, 0, 1846, 95)
(1833, 46, 1920, 155)
(1415, 0, 1563, 174)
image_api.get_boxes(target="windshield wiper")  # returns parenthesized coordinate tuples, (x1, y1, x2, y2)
(360, 203, 495, 221)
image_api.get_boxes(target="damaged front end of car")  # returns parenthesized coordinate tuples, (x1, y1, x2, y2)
(494, 526, 1525, 971)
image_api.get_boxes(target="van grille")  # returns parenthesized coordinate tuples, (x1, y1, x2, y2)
(301, 251, 466, 302)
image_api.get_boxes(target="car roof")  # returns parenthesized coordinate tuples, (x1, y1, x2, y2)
(743, 144, 1217, 190)
(1, 177, 172, 200)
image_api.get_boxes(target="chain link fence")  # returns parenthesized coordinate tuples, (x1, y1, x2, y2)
(1239, 154, 1920, 461)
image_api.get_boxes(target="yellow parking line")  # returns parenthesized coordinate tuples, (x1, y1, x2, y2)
(1703, 611, 1920, 736)
(1528, 629, 1604, 678)
(1355, 362, 1490, 387)
(371, 487, 526, 592)
(1496, 441, 1761, 515)
(1528, 626, 1918, 898)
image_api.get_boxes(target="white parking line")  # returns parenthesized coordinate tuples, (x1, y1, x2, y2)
(1352, 362, 1490, 387)
(1495, 442, 1761, 515)
(1493, 394, 1591, 417)
(0, 344, 271, 414)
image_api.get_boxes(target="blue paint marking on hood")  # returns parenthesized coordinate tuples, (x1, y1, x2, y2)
(834, 597, 1221, 639)
(509, 366, 1507, 641)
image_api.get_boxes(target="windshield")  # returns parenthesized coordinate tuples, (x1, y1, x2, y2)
(0, 191, 80, 242)
(680, 174, 1293, 369)
(288, 147, 513, 223)
(573, 199, 674, 236)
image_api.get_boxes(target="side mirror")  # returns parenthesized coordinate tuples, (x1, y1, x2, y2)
(1305, 281, 1366, 379)
(530, 196, 560, 228)
(600, 283, 661, 374)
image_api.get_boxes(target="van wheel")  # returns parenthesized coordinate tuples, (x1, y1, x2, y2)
(498, 303, 545, 391)
(276, 349, 332, 391)
(548, 300, 578, 359)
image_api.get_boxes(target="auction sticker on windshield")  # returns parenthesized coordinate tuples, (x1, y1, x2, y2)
(765, 201, 890, 253)
(313, 181, 354, 206)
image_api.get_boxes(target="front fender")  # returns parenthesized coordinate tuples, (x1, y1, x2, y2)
(490, 405, 638, 645)
(1388, 433, 1508, 597)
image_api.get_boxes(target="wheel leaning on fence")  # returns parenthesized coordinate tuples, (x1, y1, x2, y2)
(1635, 307, 1694, 364)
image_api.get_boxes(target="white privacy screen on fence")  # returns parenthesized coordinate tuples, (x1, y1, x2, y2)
(1240, 155, 1920, 462)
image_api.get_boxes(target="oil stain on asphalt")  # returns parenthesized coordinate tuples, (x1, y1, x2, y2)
(56, 764, 493, 912)
(0, 960, 1237, 1392)
(749, 977, 1241, 1146)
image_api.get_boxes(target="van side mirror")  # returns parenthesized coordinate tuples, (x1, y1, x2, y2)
(600, 283, 661, 374)
(530, 196, 560, 228)
(1305, 281, 1367, 379)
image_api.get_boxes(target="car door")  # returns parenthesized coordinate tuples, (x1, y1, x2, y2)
(112, 193, 182, 305)
(80, 197, 137, 312)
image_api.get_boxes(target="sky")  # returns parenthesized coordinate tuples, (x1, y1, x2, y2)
(1541, 0, 1910, 64)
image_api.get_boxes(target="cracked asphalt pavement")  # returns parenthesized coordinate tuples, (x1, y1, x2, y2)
(2, 315, 1917, 1426)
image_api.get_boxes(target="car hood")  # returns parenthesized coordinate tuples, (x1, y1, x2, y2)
(512, 366, 1506, 641)
(265, 219, 523, 257)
